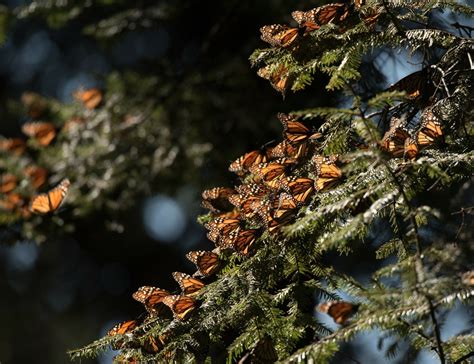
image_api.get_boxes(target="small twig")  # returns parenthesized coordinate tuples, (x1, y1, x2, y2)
(451, 206, 474, 215)
(451, 22, 474, 38)
(397, 318, 434, 346)
(430, 65, 451, 97)
(427, 298, 446, 364)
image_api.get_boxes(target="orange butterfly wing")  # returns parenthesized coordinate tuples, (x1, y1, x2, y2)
(404, 137, 419, 160)
(162, 295, 196, 320)
(108, 319, 138, 336)
(29, 178, 70, 214)
(318, 301, 358, 324)
(74, 88, 103, 109)
(0, 138, 26, 156)
(229, 150, 268, 176)
(186, 250, 220, 277)
(260, 24, 301, 48)
(312, 156, 342, 191)
(0, 174, 18, 194)
(229, 228, 258, 256)
(24, 165, 48, 190)
(201, 187, 236, 213)
(172, 272, 205, 296)
(288, 177, 315, 204)
(257, 64, 292, 93)
(21, 122, 56, 146)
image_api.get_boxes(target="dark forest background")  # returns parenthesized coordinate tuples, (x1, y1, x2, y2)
(0, 1, 472, 363)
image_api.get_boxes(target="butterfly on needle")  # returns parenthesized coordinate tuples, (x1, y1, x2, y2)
(29, 178, 70, 215)
(317, 301, 358, 325)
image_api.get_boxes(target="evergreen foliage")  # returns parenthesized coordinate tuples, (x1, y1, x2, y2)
(1, 0, 473, 363)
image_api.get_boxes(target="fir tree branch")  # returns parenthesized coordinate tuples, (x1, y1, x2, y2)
(454, 351, 474, 364)
(350, 84, 451, 363)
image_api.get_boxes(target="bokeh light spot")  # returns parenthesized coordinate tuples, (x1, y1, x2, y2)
(143, 194, 187, 243)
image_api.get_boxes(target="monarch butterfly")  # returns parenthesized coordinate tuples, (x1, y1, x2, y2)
(229, 194, 264, 219)
(201, 187, 236, 213)
(271, 192, 298, 220)
(380, 117, 410, 157)
(286, 177, 315, 205)
(0, 138, 27, 156)
(229, 149, 269, 176)
(317, 301, 358, 324)
(312, 155, 342, 191)
(22, 121, 57, 147)
(132, 286, 170, 312)
(0, 174, 18, 194)
(257, 64, 293, 94)
(74, 87, 103, 109)
(388, 69, 434, 101)
(416, 110, 443, 146)
(260, 24, 303, 48)
(162, 295, 196, 320)
(0, 192, 23, 211)
(292, 3, 351, 29)
(108, 319, 140, 350)
(205, 216, 241, 242)
(268, 140, 308, 160)
(29, 178, 70, 214)
(225, 228, 258, 256)
(108, 319, 139, 336)
(24, 165, 48, 190)
(278, 113, 322, 145)
(255, 193, 297, 233)
(249, 162, 287, 190)
(172, 272, 205, 296)
(186, 250, 220, 277)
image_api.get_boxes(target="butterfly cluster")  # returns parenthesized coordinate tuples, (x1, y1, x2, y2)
(257, 1, 382, 93)
(0, 88, 103, 219)
(106, 112, 348, 360)
(379, 69, 445, 160)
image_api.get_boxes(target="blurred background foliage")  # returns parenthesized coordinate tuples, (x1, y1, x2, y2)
(0, 0, 472, 363)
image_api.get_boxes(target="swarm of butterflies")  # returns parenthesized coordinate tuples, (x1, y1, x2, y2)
(257, 0, 382, 93)
(106, 111, 363, 361)
(0, 89, 103, 218)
